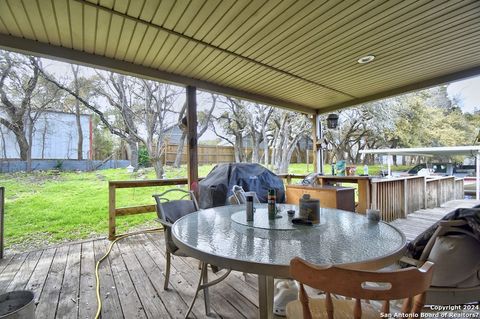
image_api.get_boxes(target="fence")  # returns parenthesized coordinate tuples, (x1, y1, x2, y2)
(0, 159, 130, 173)
(108, 174, 307, 239)
(163, 143, 314, 165)
(371, 176, 464, 222)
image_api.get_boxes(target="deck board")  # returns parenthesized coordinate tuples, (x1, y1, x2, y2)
(390, 199, 480, 242)
(0, 199, 478, 318)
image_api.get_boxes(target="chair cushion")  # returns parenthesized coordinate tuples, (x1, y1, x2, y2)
(286, 297, 379, 319)
(428, 235, 480, 288)
(160, 200, 197, 223)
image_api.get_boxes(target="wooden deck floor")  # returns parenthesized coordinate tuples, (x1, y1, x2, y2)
(389, 199, 480, 241)
(1, 200, 479, 319)
(0, 232, 262, 319)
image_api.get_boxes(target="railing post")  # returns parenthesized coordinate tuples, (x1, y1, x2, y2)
(423, 177, 427, 209)
(0, 187, 4, 259)
(108, 183, 116, 240)
(402, 179, 408, 218)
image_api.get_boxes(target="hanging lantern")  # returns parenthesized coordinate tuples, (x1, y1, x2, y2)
(326, 113, 339, 129)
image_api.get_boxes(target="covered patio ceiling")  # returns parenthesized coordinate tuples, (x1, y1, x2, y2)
(0, 0, 479, 114)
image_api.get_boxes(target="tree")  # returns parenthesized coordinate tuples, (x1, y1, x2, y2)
(212, 97, 249, 162)
(0, 52, 61, 170)
(269, 110, 310, 173)
(173, 93, 216, 168)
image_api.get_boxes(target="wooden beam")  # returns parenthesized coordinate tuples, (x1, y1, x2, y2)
(186, 86, 199, 196)
(310, 116, 318, 173)
(0, 34, 316, 115)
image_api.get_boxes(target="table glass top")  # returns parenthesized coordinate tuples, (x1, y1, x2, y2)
(172, 204, 405, 267)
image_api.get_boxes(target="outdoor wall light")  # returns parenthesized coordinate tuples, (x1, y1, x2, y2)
(326, 113, 339, 129)
(357, 55, 375, 64)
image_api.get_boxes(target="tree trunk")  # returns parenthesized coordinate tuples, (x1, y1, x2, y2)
(151, 158, 164, 179)
(173, 133, 187, 168)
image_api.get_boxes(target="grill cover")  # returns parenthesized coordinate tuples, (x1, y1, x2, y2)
(199, 163, 285, 209)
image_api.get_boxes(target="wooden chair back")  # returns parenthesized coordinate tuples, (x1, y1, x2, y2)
(290, 257, 434, 319)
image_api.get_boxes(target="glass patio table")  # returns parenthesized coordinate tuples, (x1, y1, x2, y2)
(172, 204, 406, 319)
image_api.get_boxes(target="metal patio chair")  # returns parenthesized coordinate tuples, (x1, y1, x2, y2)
(153, 189, 230, 318)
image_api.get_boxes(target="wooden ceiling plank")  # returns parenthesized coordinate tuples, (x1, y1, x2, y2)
(172, 0, 208, 34)
(52, 0, 73, 48)
(94, 7, 113, 55)
(330, 52, 480, 94)
(284, 0, 452, 73)
(276, 0, 423, 71)
(234, 0, 331, 57)
(20, 0, 48, 43)
(321, 25, 480, 86)
(142, 31, 170, 67)
(125, 0, 146, 18)
(217, 0, 286, 50)
(302, 2, 479, 79)
(256, 0, 383, 64)
(339, 48, 480, 94)
(189, 0, 237, 41)
(10, 0, 39, 40)
(137, 0, 162, 23)
(103, 14, 124, 58)
(114, 18, 137, 61)
(82, 3, 97, 53)
(161, 37, 191, 73)
(207, 0, 269, 47)
(201, 55, 240, 82)
(132, 26, 159, 65)
(308, 16, 480, 85)
(150, 33, 183, 68)
(150, 0, 176, 27)
(169, 41, 204, 74)
(124, 23, 149, 63)
(206, 57, 252, 83)
(68, 0, 84, 51)
(162, 0, 190, 30)
(0, 0, 24, 38)
(182, 0, 223, 37)
(185, 49, 226, 80)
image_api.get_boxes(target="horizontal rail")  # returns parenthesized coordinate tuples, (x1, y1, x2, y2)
(108, 173, 307, 239)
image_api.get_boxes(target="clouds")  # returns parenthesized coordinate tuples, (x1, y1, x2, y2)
(447, 76, 480, 113)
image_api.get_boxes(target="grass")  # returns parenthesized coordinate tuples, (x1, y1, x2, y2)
(0, 163, 411, 253)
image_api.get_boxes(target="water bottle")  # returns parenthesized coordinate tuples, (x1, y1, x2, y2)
(268, 189, 276, 220)
(331, 163, 336, 176)
(363, 164, 369, 176)
(246, 195, 255, 222)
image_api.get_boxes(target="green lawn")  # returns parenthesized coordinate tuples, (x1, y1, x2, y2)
(0, 163, 410, 253)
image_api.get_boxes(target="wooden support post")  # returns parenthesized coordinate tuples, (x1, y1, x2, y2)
(186, 86, 199, 197)
(311, 115, 318, 173)
(0, 187, 4, 259)
(108, 184, 116, 240)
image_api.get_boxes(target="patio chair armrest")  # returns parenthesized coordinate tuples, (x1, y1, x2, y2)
(400, 256, 422, 267)
(155, 218, 173, 228)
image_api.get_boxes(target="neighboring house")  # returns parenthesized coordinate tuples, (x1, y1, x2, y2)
(0, 110, 92, 159)
(163, 125, 184, 145)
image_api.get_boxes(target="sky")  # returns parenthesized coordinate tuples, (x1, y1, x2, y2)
(447, 76, 480, 113)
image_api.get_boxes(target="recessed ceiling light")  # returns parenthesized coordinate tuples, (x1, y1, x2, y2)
(357, 55, 375, 64)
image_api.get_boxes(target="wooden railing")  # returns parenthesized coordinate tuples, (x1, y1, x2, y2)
(371, 175, 465, 222)
(425, 176, 461, 208)
(108, 174, 307, 239)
